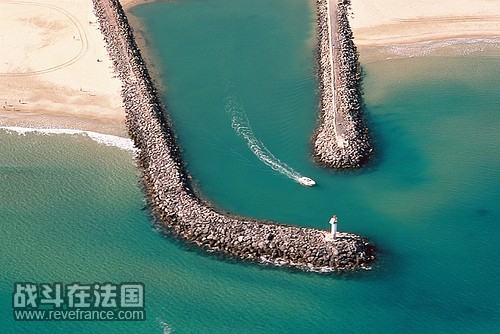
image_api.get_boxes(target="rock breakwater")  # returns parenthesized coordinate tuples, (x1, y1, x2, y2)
(92, 0, 375, 272)
(314, 0, 372, 168)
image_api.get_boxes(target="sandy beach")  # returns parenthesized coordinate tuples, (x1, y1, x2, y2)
(1, 0, 499, 136)
(350, 0, 500, 44)
(0, 0, 126, 136)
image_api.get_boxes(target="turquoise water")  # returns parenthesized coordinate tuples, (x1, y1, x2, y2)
(1, 0, 500, 332)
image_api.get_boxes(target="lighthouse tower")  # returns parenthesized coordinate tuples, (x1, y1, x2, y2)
(329, 215, 338, 239)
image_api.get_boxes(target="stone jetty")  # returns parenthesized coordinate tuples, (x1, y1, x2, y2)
(313, 0, 372, 169)
(91, 0, 375, 272)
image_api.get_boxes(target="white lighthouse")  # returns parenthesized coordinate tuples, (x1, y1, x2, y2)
(329, 215, 338, 239)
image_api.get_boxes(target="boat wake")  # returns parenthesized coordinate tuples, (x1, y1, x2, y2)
(225, 94, 315, 187)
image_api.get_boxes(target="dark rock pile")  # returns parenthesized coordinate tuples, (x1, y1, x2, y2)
(92, 0, 375, 272)
(313, 0, 372, 169)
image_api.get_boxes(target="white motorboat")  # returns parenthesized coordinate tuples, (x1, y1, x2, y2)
(297, 176, 316, 187)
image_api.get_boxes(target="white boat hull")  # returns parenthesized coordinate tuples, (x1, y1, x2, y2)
(297, 176, 316, 187)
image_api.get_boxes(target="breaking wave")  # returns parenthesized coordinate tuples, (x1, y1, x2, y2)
(383, 37, 500, 57)
(0, 126, 136, 152)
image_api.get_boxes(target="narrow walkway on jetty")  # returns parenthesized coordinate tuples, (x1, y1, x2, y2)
(313, 0, 372, 169)
(326, 0, 348, 148)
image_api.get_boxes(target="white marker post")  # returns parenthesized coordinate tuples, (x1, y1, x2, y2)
(329, 215, 338, 239)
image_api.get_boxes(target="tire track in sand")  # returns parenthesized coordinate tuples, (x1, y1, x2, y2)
(0, 1, 88, 76)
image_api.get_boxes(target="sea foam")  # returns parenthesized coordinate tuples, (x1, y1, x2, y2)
(383, 37, 500, 57)
(0, 126, 136, 152)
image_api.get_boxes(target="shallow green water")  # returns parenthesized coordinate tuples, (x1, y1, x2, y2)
(1, 0, 500, 332)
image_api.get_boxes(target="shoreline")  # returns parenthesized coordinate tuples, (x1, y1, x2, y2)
(0, 109, 127, 138)
(0, 126, 135, 152)
(349, 0, 500, 47)
(0, 0, 127, 137)
(92, 0, 376, 272)
(359, 37, 500, 64)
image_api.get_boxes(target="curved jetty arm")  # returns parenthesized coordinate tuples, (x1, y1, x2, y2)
(313, 0, 372, 169)
(92, 0, 375, 272)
